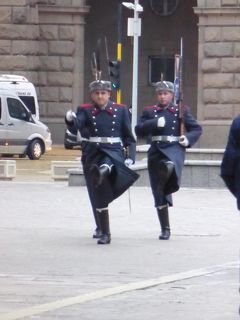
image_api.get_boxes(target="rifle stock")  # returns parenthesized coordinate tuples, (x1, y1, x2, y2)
(179, 99, 185, 136)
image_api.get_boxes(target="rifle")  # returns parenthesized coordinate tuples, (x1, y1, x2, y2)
(174, 37, 185, 136)
(90, 38, 102, 81)
(91, 52, 98, 80)
(105, 36, 111, 81)
(96, 38, 102, 80)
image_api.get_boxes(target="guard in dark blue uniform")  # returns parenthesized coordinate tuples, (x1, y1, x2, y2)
(221, 115, 240, 210)
(66, 80, 139, 244)
(135, 81, 202, 240)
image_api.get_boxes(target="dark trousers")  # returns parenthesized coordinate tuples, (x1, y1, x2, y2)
(84, 154, 114, 209)
(148, 152, 173, 207)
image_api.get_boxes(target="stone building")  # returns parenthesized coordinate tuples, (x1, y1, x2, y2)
(0, 0, 89, 141)
(0, 0, 239, 147)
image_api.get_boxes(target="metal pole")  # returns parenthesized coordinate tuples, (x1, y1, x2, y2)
(131, 0, 139, 139)
(117, 3, 122, 103)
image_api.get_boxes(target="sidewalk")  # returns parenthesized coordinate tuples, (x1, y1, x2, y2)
(0, 180, 239, 319)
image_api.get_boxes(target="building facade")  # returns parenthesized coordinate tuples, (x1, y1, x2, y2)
(195, 0, 240, 147)
(0, 0, 239, 147)
(85, 0, 198, 115)
(0, 0, 89, 141)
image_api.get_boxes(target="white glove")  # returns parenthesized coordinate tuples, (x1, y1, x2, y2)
(157, 116, 166, 128)
(124, 158, 134, 167)
(65, 110, 76, 122)
(179, 135, 189, 147)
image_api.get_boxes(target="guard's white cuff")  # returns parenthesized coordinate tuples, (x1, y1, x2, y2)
(179, 135, 189, 147)
(157, 116, 166, 128)
(66, 110, 75, 122)
(124, 158, 134, 167)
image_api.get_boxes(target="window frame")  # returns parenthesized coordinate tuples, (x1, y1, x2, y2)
(148, 54, 175, 86)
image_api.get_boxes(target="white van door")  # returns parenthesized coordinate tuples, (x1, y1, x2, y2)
(5, 96, 35, 154)
(0, 97, 8, 153)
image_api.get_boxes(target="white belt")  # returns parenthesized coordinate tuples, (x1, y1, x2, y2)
(152, 135, 180, 143)
(89, 137, 122, 144)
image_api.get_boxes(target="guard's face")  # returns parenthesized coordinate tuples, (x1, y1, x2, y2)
(91, 90, 111, 106)
(156, 90, 174, 106)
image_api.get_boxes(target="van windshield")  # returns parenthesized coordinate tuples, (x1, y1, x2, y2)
(19, 96, 36, 115)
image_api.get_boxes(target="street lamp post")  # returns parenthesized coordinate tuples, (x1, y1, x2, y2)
(122, 1, 143, 139)
(117, 2, 123, 104)
(132, 0, 140, 139)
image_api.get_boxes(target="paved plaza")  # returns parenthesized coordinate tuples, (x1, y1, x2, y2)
(0, 179, 239, 319)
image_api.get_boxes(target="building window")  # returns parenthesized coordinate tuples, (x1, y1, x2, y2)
(148, 55, 175, 85)
(19, 96, 36, 116)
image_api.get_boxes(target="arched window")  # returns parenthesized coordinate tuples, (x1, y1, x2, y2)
(149, 0, 180, 16)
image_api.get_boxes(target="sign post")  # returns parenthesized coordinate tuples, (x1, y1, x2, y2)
(122, 1, 143, 138)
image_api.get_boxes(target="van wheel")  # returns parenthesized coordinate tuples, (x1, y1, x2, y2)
(27, 139, 43, 160)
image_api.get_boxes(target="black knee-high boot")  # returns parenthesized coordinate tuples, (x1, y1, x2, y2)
(97, 209, 111, 245)
(157, 206, 171, 240)
(92, 208, 102, 239)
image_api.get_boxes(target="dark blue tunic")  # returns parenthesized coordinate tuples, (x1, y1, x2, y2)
(221, 115, 240, 210)
(73, 100, 139, 208)
(135, 103, 202, 206)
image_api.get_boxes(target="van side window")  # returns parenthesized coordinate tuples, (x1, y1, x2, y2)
(19, 96, 36, 115)
(7, 98, 29, 121)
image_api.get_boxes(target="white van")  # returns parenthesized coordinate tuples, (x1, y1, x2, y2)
(0, 74, 40, 120)
(0, 88, 52, 160)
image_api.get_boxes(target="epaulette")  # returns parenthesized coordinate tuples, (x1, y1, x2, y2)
(182, 104, 189, 111)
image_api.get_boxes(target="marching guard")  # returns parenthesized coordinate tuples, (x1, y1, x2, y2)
(66, 80, 139, 244)
(135, 81, 202, 240)
(221, 115, 240, 211)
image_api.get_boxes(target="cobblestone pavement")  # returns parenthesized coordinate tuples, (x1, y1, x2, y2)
(0, 181, 239, 319)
